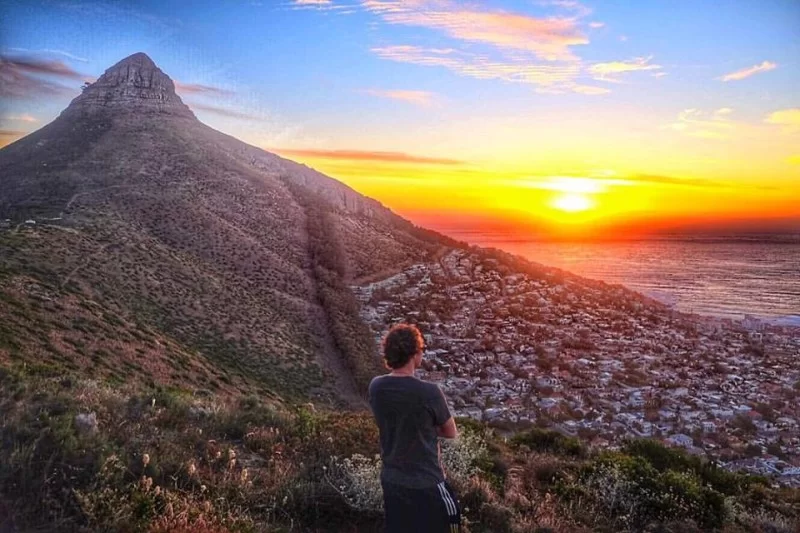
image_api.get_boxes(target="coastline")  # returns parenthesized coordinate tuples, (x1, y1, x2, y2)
(436, 230, 800, 324)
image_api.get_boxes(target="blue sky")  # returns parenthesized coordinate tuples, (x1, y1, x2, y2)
(1, 0, 799, 232)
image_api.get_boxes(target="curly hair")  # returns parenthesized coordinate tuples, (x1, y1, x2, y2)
(382, 324, 425, 369)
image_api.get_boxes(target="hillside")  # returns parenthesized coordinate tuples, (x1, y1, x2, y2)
(1, 366, 798, 532)
(0, 53, 446, 405)
(1, 53, 798, 532)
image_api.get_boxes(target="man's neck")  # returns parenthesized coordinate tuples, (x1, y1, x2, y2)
(390, 366, 415, 377)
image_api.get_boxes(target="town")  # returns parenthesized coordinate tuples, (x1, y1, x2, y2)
(353, 247, 800, 487)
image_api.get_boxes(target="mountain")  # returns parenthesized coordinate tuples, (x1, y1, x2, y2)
(0, 52, 451, 405)
(2, 53, 799, 533)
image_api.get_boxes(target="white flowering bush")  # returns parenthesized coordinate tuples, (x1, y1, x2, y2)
(326, 454, 384, 513)
(581, 462, 640, 528)
(325, 428, 488, 514)
(441, 427, 488, 483)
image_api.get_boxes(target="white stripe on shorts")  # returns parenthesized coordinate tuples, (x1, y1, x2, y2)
(437, 482, 457, 516)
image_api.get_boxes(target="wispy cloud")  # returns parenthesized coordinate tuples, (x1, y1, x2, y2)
(175, 81, 234, 96)
(6, 47, 89, 63)
(362, 89, 436, 106)
(765, 108, 800, 133)
(1, 114, 39, 123)
(371, 45, 588, 92)
(625, 174, 723, 189)
(289, 0, 355, 12)
(568, 84, 610, 95)
(665, 108, 737, 140)
(190, 103, 254, 120)
(509, 173, 727, 192)
(289, 0, 654, 96)
(0, 54, 85, 98)
(719, 60, 777, 82)
(273, 147, 465, 165)
(1, 55, 83, 79)
(363, 0, 589, 62)
(590, 56, 661, 82)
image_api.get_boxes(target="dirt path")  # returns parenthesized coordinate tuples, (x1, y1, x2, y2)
(283, 184, 365, 409)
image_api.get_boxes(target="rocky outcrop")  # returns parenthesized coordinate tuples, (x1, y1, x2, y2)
(61, 52, 194, 119)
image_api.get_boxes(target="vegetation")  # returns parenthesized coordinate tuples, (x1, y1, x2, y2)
(283, 180, 385, 394)
(1, 364, 797, 532)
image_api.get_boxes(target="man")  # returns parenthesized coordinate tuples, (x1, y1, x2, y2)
(368, 323, 461, 533)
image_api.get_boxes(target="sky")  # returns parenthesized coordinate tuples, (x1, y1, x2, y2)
(1, 0, 799, 239)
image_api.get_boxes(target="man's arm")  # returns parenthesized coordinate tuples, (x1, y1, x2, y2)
(437, 416, 458, 439)
(430, 384, 457, 438)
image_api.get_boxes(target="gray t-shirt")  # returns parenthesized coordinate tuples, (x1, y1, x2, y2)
(368, 374, 452, 488)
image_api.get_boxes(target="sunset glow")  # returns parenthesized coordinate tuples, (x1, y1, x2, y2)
(552, 193, 594, 213)
(1, 1, 798, 239)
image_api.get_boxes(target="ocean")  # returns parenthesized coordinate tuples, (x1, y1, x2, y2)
(445, 231, 800, 324)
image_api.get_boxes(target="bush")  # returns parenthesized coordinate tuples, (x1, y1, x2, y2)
(325, 453, 384, 513)
(1, 368, 798, 532)
(441, 427, 489, 483)
(575, 453, 728, 530)
(623, 439, 748, 497)
(512, 428, 585, 458)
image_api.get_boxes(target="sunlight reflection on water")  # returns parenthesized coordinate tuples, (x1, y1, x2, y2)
(454, 233, 800, 320)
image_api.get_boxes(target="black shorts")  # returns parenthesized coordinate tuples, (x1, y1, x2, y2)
(381, 479, 461, 533)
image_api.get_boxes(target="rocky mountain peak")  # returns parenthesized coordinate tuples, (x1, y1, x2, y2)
(62, 52, 194, 119)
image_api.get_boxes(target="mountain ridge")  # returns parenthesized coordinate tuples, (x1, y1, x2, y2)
(0, 52, 447, 406)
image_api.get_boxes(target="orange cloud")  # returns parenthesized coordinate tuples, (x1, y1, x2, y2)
(363, 0, 588, 61)
(719, 60, 777, 81)
(0, 129, 25, 147)
(273, 147, 465, 165)
(363, 89, 435, 106)
(359, 2, 657, 95)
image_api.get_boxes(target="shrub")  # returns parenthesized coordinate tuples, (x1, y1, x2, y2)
(441, 427, 489, 483)
(477, 501, 515, 533)
(325, 453, 384, 513)
(512, 428, 585, 458)
(575, 453, 729, 530)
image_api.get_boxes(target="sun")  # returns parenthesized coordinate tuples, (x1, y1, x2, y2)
(552, 193, 594, 213)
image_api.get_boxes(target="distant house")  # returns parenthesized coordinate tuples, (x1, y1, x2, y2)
(702, 421, 716, 433)
(666, 433, 694, 448)
(536, 376, 561, 389)
(742, 315, 766, 332)
(628, 393, 646, 409)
